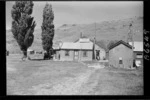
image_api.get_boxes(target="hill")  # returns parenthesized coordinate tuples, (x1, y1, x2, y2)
(6, 16, 143, 53)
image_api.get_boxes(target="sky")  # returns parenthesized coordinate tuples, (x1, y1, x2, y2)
(6, 1, 143, 30)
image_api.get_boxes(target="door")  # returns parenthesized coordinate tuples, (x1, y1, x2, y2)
(96, 50, 100, 60)
(74, 50, 79, 60)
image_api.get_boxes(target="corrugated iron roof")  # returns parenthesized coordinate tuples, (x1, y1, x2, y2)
(129, 42, 143, 51)
(61, 42, 93, 50)
(74, 37, 106, 50)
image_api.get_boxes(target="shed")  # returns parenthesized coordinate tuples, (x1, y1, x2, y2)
(109, 40, 133, 69)
(27, 49, 35, 54)
(129, 41, 143, 67)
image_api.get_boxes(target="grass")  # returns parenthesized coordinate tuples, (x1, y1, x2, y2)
(7, 54, 143, 95)
(94, 66, 143, 95)
(7, 54, 89, 95)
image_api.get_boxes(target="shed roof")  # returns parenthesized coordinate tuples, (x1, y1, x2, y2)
(129, 42, 143, 52)
(109, 40, 132, 50)
(61, 42, 93, 50)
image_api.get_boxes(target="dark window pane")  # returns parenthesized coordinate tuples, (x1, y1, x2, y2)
(83, 51, 87, 57)
(65, 50, 69, 56)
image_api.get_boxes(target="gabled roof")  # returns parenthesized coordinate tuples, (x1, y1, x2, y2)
(109, 40, 132, 50)
(90, 39, 106, 51)
(129, 42, 143, 52)
(61, 42, 93, 50)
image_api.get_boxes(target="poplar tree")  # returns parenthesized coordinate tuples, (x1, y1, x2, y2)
(11, 1, 36, 60)
(41, 3, 54, 59)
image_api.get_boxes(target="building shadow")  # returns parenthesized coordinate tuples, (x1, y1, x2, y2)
(30, 59, 44, 61)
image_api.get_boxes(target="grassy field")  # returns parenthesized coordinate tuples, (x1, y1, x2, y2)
(7, 54, 143, 95)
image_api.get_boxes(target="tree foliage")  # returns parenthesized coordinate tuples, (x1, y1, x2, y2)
(41, 3, 54, 59)
(107, 40, 118, 50)
(11, 1, 36, 58)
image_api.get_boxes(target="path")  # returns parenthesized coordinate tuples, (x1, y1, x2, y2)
(27, 68, 96, 95)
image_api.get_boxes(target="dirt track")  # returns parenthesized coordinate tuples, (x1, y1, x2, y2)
(7, 54, 143, 95)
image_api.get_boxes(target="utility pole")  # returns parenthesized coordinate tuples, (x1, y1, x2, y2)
(93, 22, 96, 60)
(128, 21, 134, 68)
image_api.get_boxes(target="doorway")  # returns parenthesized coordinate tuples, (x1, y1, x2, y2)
(96, 50, 100, 60)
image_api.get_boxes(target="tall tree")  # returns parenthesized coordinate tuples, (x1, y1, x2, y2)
(41, 3, 54, 59)
(107, 40, 118, 50)
(11, 1, 36, 60)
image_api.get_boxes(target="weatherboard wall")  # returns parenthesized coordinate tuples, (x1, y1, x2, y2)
(80, 50, 93, 61)
(57, 49, 93, 61)
(94, 44, 106, 60)
(59, 50, 74, 61)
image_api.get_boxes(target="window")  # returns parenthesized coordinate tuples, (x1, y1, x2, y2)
(119, 57, 123, 64)
(136, 53, 143, 58)
(83, 51, 87, 57)
(119, 60, 123, 64)
(137, 53, 142, 56)
(65, 50, 69, 56)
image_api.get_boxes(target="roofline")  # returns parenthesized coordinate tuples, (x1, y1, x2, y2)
(129, 41, 143, 43)
(109, 40, 132, 50)
(134, 51, 143, 52)
(74, 39, 79, 43)
(60, 48, 93, 50)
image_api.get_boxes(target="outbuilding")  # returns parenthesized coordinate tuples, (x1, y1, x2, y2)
(129, 41, 143, 67)
(109, 40, 133, 69)
(27, 49, 35, 55)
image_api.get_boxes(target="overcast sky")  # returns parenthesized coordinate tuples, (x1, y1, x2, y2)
(6, 1, 143, 30)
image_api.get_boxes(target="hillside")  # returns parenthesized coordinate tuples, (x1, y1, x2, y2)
(6, 16, 143, 53)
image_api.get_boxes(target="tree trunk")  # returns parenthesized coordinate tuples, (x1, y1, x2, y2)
(22, 49, 28, 61)
(44, 50, 51, 60)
